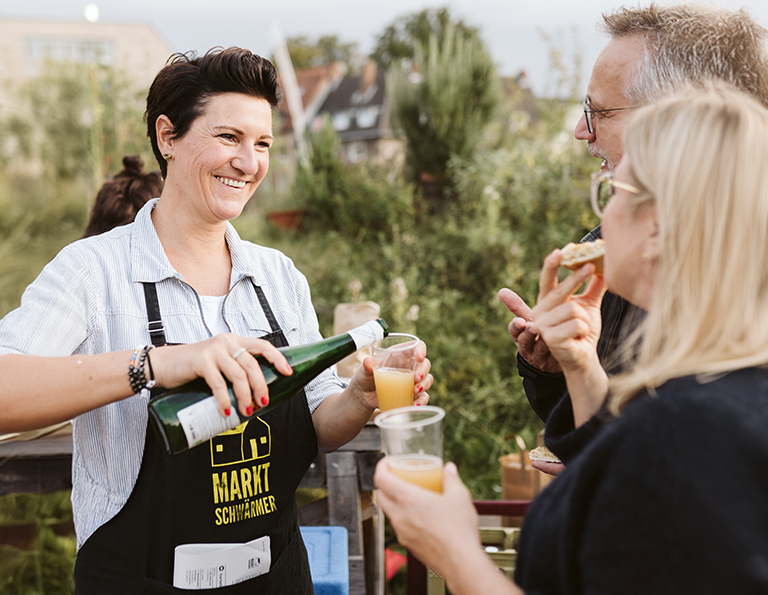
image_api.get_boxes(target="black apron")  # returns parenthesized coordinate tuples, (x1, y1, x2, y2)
(75, 281, 317, 594)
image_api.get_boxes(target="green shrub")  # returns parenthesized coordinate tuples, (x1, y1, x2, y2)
(294, 118, 416, 241)
(0, 492, 76, 595)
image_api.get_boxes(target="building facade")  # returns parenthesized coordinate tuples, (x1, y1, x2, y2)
(0, 18, 172, 115)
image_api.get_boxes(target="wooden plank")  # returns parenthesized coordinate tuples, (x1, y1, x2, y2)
(359, 491, 377, 521)
(339, 424, 382, 452)
(356, 451, 384, 491)
(407, 551, 428, 595)
(473, 500, 531, 517)
(349, 555, 366, 595)
(363, 505, 385, 595)
(299, 452, 326, 489)
(297, 497, 329, 526)
(0, 457, 72, 496)
(327, 451, 363, 555)
(0, 434, 73, 458)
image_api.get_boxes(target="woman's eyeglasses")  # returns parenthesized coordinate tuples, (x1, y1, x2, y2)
(590, 172, 641, 217)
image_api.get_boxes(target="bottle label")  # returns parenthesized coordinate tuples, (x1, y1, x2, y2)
(348, 320, 386, 350)
(177, 396, 241, 449)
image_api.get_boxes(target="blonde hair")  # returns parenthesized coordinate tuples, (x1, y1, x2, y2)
(609, 81, 768, 412)
(601, 4, 768, 107)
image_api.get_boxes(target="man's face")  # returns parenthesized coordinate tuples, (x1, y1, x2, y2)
(574, 35, 645, 172)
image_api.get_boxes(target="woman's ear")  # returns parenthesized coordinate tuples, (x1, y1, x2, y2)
(643, 203, 661, 262)
(155, 115, 175, 154)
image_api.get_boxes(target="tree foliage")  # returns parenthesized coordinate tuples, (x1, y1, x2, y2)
(280, 35, 361, 72)
(2, 60, 151, 189)
(369, 7, 482, 70)
(0, 61, 152, 316)
(387, 21, 501, 179)
(291, 117, 415, 240)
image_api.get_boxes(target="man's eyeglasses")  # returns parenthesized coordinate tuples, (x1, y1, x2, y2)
(583, 96, 638, 134)
(590, 172, 641, 217)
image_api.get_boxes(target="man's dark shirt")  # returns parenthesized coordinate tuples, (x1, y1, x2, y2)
(516, 225, 645, 462)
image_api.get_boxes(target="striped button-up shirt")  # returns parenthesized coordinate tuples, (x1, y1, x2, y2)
(0, 199, 343, 547)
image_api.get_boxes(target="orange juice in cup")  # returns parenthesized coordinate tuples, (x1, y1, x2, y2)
(388, 454, 444, 492)
(373, 367, 414, 411)
(371, 333, 419, 411)
(375, 406, 445, 493)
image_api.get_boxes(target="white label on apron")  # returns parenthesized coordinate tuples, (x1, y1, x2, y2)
(177, 396, 240, 449)
(173, 535, 271, 589)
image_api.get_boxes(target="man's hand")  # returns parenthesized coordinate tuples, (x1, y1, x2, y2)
(498, 288, 562, 373)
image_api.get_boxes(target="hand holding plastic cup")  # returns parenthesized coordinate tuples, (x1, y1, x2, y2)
(374, 405, 445, 492)
(371, 333, 419, 411)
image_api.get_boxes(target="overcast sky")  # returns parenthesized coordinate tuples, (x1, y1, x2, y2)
(3, 1, 768, 95)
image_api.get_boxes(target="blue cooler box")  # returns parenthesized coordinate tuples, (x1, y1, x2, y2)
(300, 526, 349, 595)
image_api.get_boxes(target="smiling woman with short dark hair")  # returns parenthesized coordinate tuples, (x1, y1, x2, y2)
(0, 46, 433, 594)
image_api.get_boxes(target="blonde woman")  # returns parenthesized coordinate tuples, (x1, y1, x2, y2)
(376, 82, 768, 594)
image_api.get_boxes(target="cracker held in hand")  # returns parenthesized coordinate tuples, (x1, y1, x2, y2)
(560, 239, 604, 275)
(528, 446, 562, 464)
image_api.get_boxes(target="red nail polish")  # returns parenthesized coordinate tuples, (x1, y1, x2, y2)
(261, 396, 269, 406)
(418, 373, 424, 381)
(417, 385, 423, 393)
(224, 408, 231, 417)
(246, 406, 253, 416)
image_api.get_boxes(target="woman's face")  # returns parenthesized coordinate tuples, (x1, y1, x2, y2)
(162, 92, 273, 224)
(601, 156, 658, 310)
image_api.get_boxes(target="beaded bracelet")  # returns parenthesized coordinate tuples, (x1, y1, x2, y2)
(129, 345, 156, 397)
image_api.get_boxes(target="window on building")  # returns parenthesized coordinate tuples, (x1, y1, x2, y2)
(346, 141, 368, 163)
(25, 37, 115, 67)
(332, 111, 351, 131)
(355, 106, 380, 129)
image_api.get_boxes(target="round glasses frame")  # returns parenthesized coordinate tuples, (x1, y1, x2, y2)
(590, 172, 641, 218)
(583, 96, 638, 134)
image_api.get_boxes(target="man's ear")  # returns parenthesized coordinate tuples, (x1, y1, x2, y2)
(155, 115, 175, 154)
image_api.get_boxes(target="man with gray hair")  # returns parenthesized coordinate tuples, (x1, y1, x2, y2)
(500, 3, 768, 469)
(579, 4, 768, 173)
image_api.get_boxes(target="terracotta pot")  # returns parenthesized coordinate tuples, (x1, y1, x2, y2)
(418, 171, 446, 184)
(266, 208, 304, 230)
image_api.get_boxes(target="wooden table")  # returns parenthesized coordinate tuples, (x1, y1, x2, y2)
(0, 421, 385, 595)
(298, 423, 385, 595)
(0, 429, 73, 496)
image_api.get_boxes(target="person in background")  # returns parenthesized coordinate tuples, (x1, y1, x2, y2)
(0, 47, 432, 594)
(498, 3, 768, 471)
(83, 155, 163, 237)
(377, 81, 768, 594)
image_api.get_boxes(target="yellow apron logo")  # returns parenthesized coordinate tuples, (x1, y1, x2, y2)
(210, 418, 271, 467)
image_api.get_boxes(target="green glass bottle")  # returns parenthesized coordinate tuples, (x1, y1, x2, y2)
(148, 318, 389, 454)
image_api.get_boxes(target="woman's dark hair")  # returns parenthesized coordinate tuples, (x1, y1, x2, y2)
(83, 156, 164, 238)
(145, 47, 281, 177)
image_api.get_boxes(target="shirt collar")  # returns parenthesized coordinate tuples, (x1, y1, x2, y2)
(131, 199, 178, 284)
(225, 219, 267, 287)
(131, 198, 267, 288)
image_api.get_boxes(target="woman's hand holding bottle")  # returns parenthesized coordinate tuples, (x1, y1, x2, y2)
(151, 335, 292, 418)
